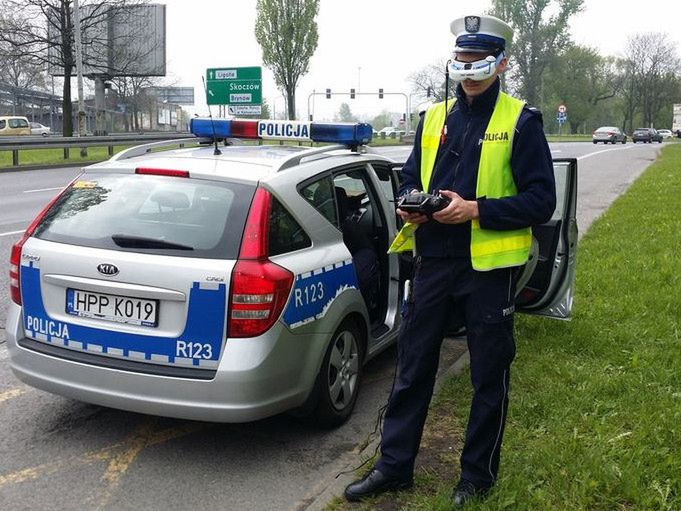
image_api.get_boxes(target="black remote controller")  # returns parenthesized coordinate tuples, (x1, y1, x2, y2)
(397, 192, 451, 216)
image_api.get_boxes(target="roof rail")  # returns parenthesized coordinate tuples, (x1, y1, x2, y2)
(109, 137, 211, 162)
(275, 144, 349, 172)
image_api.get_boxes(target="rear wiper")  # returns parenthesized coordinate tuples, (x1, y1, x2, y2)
(111, 234, 194, 250)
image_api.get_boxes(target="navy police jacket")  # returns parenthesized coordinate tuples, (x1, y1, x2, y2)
(399, 78, 556, 258)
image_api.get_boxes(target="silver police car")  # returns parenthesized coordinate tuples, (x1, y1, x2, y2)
(6, 119, 578, 427)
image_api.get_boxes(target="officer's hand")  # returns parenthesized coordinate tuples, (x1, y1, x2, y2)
(397, 208, 428, 224)
(432, 190, 479, 224)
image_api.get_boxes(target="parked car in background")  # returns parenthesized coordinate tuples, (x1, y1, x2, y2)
(657, 129, 673, 139)
(632, 128, 663, 143)
(592, 126, 627, 144)
(0, 116, 31, 136)
(377, 126, 405, 139)
(30, 122, 51, 137)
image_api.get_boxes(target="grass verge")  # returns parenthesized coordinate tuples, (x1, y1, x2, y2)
(546, 134, 592, 142)
(332, 144, 681, 510)
(0, 146, 134, 168)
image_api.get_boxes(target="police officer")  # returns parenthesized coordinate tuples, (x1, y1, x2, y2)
(345, 14, 556, 508)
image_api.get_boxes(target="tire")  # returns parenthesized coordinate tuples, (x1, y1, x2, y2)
(622, 139, 626, 144)
(593, 141, 597, 144)
(310, 319, 364, 428)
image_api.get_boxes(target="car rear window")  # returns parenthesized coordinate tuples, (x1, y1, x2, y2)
(33, 172, 256, 259)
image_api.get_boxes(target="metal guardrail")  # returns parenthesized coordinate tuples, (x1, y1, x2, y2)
(0, 133, 192, 167)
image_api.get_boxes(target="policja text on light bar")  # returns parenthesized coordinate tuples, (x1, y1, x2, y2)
(189, 118, 373, 146)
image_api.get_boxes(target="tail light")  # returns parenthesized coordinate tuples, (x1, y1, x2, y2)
(9, 242, 23, 305)
(9, 178, 76, 305)
(228, 188, 294, 337)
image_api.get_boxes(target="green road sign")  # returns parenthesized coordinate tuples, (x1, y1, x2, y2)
(206, 66, 262, 106)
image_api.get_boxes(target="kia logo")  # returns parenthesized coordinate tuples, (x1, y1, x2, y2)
(97, 264, 120, 276)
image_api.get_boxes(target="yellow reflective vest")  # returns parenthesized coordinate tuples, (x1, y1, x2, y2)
(389, 92, 532, 271)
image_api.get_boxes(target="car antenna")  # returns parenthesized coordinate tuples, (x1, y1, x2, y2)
(201, 76, 222, 156)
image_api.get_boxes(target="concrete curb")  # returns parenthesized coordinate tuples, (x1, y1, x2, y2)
(296, 347, 471, 511)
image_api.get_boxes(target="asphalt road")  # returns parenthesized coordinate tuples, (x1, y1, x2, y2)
(0, 141, 665, 510)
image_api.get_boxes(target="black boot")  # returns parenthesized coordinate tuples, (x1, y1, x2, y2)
(451, 480, 490, 508)
(344, 469, 412, 502)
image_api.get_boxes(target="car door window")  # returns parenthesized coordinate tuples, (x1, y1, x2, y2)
(9, 118, 28, 128)
(370, 163, 397, 203)
(268, 197, 311, 256)
(300, 176, 338, 227)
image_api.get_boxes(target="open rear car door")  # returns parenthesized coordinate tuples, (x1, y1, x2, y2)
(515, 158, 578, 319)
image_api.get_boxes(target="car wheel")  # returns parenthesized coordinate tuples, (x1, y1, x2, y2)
(622, 139, 626, 144)
(41, 132, 48, 137)
(593, 141, 597, 144)
(310, 318, 364, 428)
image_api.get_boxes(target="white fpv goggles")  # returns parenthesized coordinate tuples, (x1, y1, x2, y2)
(448, 52, 505, 82)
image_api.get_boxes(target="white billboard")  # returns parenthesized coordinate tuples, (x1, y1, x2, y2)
(49, 3, 166, 77)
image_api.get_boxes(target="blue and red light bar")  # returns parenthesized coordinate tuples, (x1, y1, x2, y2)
(189, 118, 373, 146)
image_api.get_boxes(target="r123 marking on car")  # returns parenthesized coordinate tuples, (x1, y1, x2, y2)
(176, 340, 213, 359)
(294, 282, 324, 307)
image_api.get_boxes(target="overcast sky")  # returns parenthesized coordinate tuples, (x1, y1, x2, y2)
(157, 0, 681, 120)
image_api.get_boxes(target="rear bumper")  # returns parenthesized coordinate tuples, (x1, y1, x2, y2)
(5, 303, 325, 423)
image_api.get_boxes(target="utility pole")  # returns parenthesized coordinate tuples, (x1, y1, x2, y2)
(73, 0, 86, 139)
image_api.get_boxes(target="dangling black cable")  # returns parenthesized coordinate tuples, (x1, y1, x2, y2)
(441, 59, 452, 145)
(334, 368, 398, 479)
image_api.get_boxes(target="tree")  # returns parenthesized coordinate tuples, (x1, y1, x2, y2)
(407, 59, 450, 104)
(0, 0, 153, 136)
(622, 33, 680, 130)
(488, 0, 584, 105)
(0, 44, 46, 91)
(371, 110, 393, 131)
(111, 76, 155, 131)
(336, 103, 358, 122)
(255, 0, 320, 120)
(543, 45, 619, 133)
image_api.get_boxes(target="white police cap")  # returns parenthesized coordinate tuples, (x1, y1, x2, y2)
(450, 14, 513, 54)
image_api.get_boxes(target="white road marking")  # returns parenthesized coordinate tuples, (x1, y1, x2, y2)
(0, 230, 24, 238)
(23, 187, 62, 194)
(550, 149, 562, 153)
(0, 346, 8, 361)
(578, 146, 634, 161)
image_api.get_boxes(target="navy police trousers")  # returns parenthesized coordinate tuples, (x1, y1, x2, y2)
(375, 256, 517, 489)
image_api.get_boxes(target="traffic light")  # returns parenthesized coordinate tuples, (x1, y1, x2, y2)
(326, 88, 331, 99)
(378, 88, 384, 99)
(427, 86, 432, 98)
(350, 88, 355, 99)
